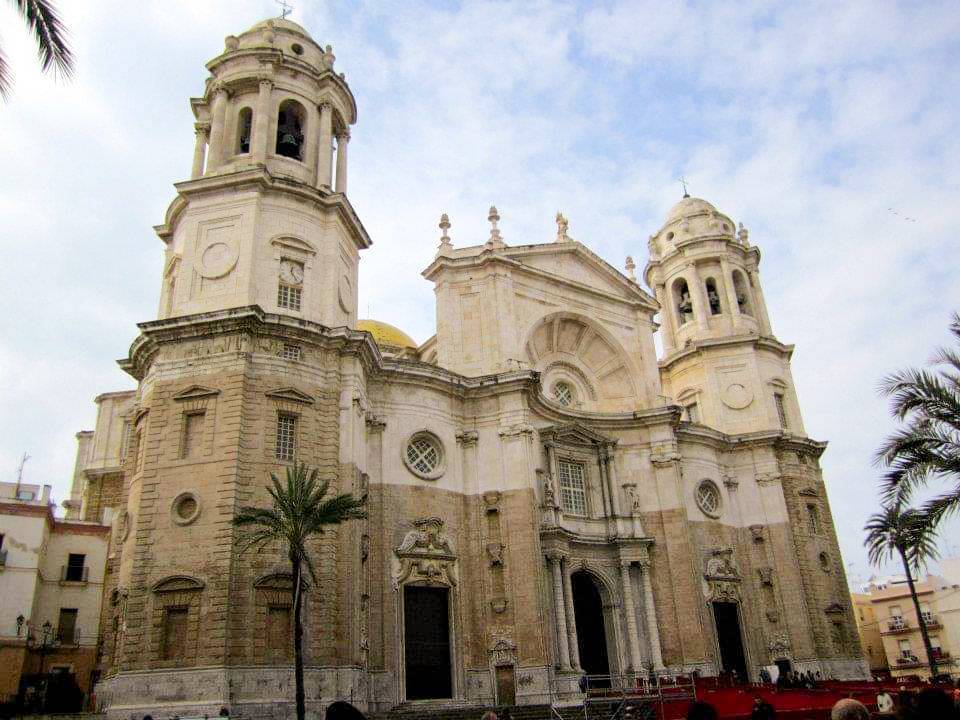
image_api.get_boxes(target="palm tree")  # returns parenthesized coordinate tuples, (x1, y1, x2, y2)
(0, 0, 73, 100)
(864, 501, 941, 677)
(877, 312, 960, 529)
(233, 463, 367, 720)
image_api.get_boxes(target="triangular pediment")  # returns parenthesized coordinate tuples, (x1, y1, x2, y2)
(540, 422, 617, 447)
(265, 387, 315, 404)
(824, 602, 845, 614)
(173, 385, 221, 401)
(504, 243, 657, 308)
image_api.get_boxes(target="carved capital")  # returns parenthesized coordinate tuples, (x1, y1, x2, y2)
(456, 429, 479, 446)
(545, 549, 566, 564)
(499, 422, 535, 439)
(365, 412, 386, 432)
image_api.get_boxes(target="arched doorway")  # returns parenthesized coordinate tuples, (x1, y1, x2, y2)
(571, 571, 611, 680)
(326, 701, 366, 719)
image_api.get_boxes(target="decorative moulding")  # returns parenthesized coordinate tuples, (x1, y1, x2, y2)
(265, 387, 315, 404)
(173, 385, 221, 401)
(269, 234, 317, 256)
(152, 575, 205, 593)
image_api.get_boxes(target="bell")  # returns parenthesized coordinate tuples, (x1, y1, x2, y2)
(278, 133, 300, 158)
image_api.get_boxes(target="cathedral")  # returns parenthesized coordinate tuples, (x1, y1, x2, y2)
(63, 17, 867, 720)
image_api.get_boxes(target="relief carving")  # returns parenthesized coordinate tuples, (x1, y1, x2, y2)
(704, 547, 741, 603)
(392, 517, 457, 589)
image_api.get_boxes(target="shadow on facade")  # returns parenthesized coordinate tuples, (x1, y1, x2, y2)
(326, 701, 366, 720)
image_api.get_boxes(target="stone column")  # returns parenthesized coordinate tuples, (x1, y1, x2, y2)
(335, 129, 350, 193)
(191, 123, 209, 179)
(620, 562, 643, 673)
(547, 553, 572, 670)
(747, 267, 773, 335)
(719, 258, 741, 323)
(252, 78, 273, 163)
(640, 561, 664, 669)
(687, 266, 709, 330)
(562, 558, 581, 670)
(605, 449, 622, 517)
(206, 85, 229, 172)
(654, 283, 676, 354)
(317, 103, 334, 188)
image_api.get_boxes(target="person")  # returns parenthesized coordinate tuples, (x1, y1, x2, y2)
(830, 698, 869, 720)
(480, 712, 498, 720)
(686, 700, 719, 720)
(578, 673, 589, 694)
(759, 667, 771, 684)
(876, 688, 894, 715)
(750, 695, 776, 720)
(953, 679, 960, 712)
(913, 687, 956, 719)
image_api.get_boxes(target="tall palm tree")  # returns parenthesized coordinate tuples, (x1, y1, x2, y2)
(233, 463, 367, 720)
(0, 0, 73, 99)
(864, 501, 941, 677)
(877, 312, 960, 529)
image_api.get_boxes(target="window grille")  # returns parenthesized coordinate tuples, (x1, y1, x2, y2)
(276, 414, 297, 461)
(695, 480, 721, 516)
(281, 344, 302, 361)
(774, 393, 788, 429)
(278, 284, 302, 311)
(807, 504, 822, 534)
(554, 382, 573, 406)
(406, 435, 440, 475)
(558, 460, 587, 516)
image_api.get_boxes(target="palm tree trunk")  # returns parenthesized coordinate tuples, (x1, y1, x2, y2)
(898, 547, 938, 677)
(292, 554, 306, 720)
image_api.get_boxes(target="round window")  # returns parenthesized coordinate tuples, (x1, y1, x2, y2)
(554, 381, 574, 407)
(403, 432, 445, 480)
(291, 43, 304, 55)
(171, 492, 201, 526)
(695, 480, 722, 518)
(666, 231, 675, 241)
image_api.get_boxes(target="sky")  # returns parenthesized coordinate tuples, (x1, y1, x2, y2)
(1, 0, 958, 584)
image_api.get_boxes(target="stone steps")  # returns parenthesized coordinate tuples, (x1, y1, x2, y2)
(368, 702, 556, 720)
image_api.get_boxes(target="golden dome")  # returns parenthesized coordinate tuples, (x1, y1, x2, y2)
(357, 319, 418, 350)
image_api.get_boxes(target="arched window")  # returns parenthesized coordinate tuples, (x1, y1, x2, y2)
(276, 100, 306, 160)
(673, 277, 693, 325)
(236, 107, 252, 154)
(705, 277, 722, 315)
(732, 270, 753, 316)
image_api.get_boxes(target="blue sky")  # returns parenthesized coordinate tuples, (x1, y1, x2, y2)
(1, 0, 959, 582)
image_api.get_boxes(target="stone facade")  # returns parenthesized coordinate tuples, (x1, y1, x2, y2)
(62, 16, 866, 720)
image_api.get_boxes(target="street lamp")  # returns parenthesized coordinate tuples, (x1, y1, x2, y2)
(26, 620, 59, 711)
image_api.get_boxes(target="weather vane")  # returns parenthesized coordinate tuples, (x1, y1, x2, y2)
(679, 176, 690, 198)
(276, 0, 293, 19)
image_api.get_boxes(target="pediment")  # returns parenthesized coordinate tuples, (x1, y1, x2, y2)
(173, 385, 221, 401)
(797, 486, 820, 497)
(270, 234, 317, 256)
(504, 244, 657, 308)
(824, 602, 845, 614)
(152, 575, 204, 593)
(254, 572, 295, 590)
(540, 422, 617, 447)
(265, 387, 315, 404)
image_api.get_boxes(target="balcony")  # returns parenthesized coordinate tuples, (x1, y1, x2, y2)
(895, 655, 924, 669)
(920, 613, 941, 629)
(883, 618, 910, 634)
(59, 565, 89, 584)
(55, 626, 81, 645)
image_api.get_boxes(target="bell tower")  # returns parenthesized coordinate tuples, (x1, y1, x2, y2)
(644, 196, 804, 436)
(155, 18, 369, 327)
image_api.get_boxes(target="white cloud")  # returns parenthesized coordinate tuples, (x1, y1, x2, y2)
(0, 0, 957, 580)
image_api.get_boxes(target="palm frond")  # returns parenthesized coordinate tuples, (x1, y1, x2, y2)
(0, 43, 11, 99)
(14, 0, 73, 77)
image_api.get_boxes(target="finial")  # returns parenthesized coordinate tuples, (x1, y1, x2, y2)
(625, 255, 636, 281)
(679, 176, 690, 198)
(555, 211, 573, 242)
(437, 213, 453, 257)
(275, 0, 293, 19)
(486, 206, 504, 249)
(738, 222, 749, 246)
(322, 44, 336, 69)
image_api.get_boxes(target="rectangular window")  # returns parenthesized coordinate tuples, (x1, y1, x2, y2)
(774, 393, 788, 429)
(684, 402, 701, 424)
(57, 608, 78, 643)
(806, 504, 822, 534)
(898, 639, 912, 658)
(120, 421, 131, 462)
(930, 635, 941, 651)
(267, 605, 291, 652)
(280, 344, 302, 361)
(557, 460, 587, 516)
(277, 284, 302, 311)
(276, 413, 297, 461)
(181, 412, 205, 458)
(134, 430, 144, 472)
(163, 607, 189, 660)
(64, 553, 87, 582)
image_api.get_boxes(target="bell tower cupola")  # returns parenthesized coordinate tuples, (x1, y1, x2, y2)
(154, 18, 369, 328)
(645, 196, 805, 436)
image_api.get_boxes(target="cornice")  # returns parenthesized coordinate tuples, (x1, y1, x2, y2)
(659, 333, 794, 369)
(528, 389, 680, 430)
(643, 239, 761, 286)
(154, 167, 371, 250)
(675, 424, 827, 455)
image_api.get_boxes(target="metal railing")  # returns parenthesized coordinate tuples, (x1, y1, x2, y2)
(886, 618, 908, 632)
(55, 626, 82, 644)
(576, 673, 696, 719)
(59, 565, 89, 583)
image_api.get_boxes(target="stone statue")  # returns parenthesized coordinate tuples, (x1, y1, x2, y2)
(556, 211, 572, 242)
(678, 291, 693, 321)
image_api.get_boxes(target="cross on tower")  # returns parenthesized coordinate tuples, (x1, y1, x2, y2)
(275, 0, 293, 19)
(679, 176, 690, 198)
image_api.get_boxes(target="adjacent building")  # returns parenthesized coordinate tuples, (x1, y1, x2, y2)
(861, 574, 960, 679)
(0, 481, 110, 706)
(56, 16, 865, 719)
(851, 591, 889, 676)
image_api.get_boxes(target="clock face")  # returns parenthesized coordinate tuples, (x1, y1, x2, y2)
(280, 259, 304, 285)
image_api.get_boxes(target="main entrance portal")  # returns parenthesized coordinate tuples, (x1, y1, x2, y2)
(712, 601, 748, 681)
(404, 586, 452, 700)
(571, 571, 610, 680)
